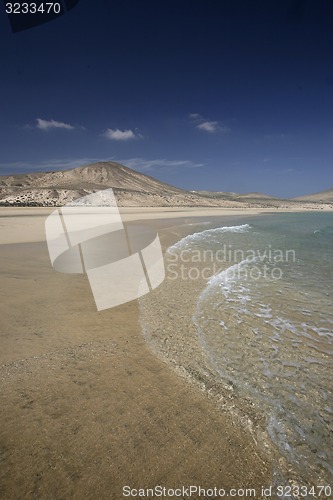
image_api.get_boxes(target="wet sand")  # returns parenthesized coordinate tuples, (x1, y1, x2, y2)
(0, 207, 274, 499)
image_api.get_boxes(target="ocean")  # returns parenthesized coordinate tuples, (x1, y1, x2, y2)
(140, 212, 333, 488)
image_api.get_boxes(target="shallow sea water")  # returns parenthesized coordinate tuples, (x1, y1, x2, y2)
(141, 212, 333, 490)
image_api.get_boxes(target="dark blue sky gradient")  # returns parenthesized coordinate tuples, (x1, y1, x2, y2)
(1, 0, 332, 197)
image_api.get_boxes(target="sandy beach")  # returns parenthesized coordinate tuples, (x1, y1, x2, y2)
(0, 206, 311, 499)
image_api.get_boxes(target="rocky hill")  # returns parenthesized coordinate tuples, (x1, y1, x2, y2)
(291, 189, 333, 204)
(0, 162, 243, 207)
(0, 162, 332, 209)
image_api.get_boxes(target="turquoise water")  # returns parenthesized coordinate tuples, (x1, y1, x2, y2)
(140, 212, 333, 488)
(189, 213, 333, 485)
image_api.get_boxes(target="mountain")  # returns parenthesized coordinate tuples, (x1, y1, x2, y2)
(291, 189, 333, 204)
(0, 162, 332, 209)
(0, 162, 244, 207)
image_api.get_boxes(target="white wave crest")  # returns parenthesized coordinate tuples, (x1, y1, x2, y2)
(167, 223, 251, 254)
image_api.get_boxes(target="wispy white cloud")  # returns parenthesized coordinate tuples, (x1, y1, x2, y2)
(188, 113, 202, 120)
(0, 157, 204, 175)
(102, 128, 138, 141)
(0, 157, 115, 173)
(0, 157, 204, 176)
(118, 157, 205, 172)
(41, 157, 115, 169)
(197, 121, 219, 133)
(35, 118, 75, 131)
(256, 166, 297, 174)
(189, 113, 230, 134)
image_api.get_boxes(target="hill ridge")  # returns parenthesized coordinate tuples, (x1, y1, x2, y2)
(0, 162, 332, 208)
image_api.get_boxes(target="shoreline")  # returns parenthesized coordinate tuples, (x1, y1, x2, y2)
(139, 215, 284, 473)
(145, 212, 333, 490)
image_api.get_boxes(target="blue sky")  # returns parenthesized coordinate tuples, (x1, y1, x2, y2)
(0, 0, 332, 197)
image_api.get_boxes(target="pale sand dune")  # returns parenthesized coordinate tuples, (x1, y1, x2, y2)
(0, 206, 277, 499)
